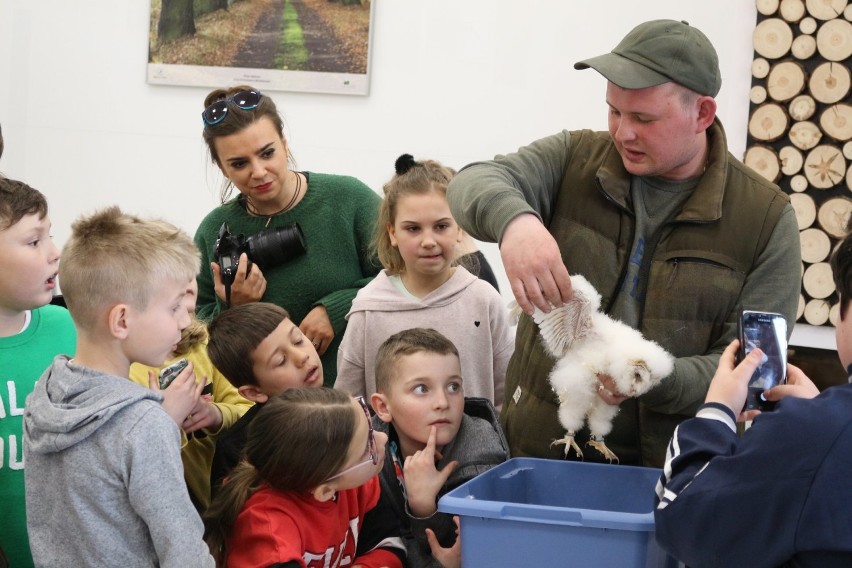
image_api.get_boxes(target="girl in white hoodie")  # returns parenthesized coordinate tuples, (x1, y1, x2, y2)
(336, 154, 513, 410)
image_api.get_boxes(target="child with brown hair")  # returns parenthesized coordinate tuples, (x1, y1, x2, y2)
(0, 177, 76, 567)
(370, 327, 510, 567)
(203, 387, 405, 567)
(205, 302, 324, 494)
(655, 231, 852, 566)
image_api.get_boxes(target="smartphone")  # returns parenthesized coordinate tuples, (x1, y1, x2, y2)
(737, 310, 787, 411)
(158, 358, 189, 390)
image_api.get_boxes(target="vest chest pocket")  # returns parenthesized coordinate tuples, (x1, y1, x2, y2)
(645, 255, 745, 357)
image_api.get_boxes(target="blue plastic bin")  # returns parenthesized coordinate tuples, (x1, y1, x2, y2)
(437, 457, 681, 567)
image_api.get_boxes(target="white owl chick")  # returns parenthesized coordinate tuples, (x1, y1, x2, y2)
(531, 274, 674, 463)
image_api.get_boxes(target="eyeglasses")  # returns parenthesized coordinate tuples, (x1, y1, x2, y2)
(325, 396, 378, 482)
(201, 89, 263, 126)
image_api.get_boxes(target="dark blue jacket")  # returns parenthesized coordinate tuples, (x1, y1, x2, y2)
(655, 384, 852, 567)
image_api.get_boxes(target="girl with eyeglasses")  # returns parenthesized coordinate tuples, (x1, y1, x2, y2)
(203, 387, 404, 568)
(194, 86, 381, 388)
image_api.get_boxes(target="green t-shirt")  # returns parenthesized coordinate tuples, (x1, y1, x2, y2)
(0, 305, 76, 567)
(609, 175, 698, 327)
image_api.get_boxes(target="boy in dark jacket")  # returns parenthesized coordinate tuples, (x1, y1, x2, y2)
(371, 328, 510, 567)
(654, 230, 852, 567)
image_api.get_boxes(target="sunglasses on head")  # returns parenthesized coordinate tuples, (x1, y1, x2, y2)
(201, 89, 263, 126)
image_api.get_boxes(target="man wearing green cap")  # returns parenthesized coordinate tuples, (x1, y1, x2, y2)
(447, 19, 800, 467)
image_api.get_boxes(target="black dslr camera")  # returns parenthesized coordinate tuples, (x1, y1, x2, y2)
(214, 222, 306, 302)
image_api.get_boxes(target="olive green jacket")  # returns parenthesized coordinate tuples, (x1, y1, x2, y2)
(448, 119, 801, 466)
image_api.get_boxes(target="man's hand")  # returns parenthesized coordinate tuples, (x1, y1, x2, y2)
(299, 305, 334, 356)
(500, 214, 572, 315)
(595, 373, 629, 406)
(404, 426, 458, 518)
(211, 253, 267, 305)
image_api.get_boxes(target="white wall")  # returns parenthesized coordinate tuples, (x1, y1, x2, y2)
(0, 0, 758, 305)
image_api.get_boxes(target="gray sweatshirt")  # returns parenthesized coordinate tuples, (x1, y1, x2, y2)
(24, 356, 214, 567)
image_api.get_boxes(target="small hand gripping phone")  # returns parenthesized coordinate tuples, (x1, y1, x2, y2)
(158, 358, 189, 390)
(737, 310, 788, 412)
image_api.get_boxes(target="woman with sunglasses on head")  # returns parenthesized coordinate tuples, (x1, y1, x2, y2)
(194, 86, 381, 387)
(202, 388, 405, 568)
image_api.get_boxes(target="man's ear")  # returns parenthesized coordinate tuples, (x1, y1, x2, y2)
(238, 384, 269, 404)
(695, 95, 717, 133)
(371, 392, 393, 424)
(312, 482, 338, 503)
(107, 304, 130, 340)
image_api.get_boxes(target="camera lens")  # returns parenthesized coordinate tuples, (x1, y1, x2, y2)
(248, 223, 307, 267)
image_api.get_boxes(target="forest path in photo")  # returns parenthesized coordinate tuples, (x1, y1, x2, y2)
(231, 0, 354, 72)
(231, 0, 285, 69)
(291, 0, 353, 73)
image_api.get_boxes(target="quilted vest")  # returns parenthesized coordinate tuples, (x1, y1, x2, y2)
(501, 120, 790, 466)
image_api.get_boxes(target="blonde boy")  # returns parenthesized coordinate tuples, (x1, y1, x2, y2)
(23, 206, 214, 567)
(0, 178, 76, 568)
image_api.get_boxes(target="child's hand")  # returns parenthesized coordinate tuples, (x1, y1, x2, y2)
(404, 426, 458, 518)
(183, 381, 223, 434)
(704, 340, 763, 422)
(426, 516, 461, 568)
(763, 362, 820, 402)
(149, 363, 203, 426)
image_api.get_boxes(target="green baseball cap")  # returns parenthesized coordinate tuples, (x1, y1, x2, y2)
(574, 19, 721, 97)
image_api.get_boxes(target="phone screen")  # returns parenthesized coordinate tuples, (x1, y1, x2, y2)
(739, 311, 787, 411)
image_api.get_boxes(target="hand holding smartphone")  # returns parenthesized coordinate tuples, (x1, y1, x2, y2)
(158, 358, 189, 390)
(737, 310, 788, 412)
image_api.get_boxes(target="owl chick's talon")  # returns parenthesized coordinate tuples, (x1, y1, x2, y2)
(551, 434, 584, 460)
(587, 439, 619, 463)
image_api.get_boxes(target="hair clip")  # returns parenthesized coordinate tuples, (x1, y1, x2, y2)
(395, 153, 417, 175)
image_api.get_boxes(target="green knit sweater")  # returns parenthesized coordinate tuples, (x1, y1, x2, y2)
(194, 172, 381, 386)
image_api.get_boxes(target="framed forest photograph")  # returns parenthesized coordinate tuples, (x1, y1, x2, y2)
(147, 0, 374, 95)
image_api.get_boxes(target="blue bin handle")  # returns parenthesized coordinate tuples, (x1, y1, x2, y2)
(499, 504, 583, 526)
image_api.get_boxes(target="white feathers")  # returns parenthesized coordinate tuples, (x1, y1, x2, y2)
(533, 275, 675, 461)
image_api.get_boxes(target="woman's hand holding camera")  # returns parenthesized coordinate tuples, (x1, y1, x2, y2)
(211, 252, 267, 306)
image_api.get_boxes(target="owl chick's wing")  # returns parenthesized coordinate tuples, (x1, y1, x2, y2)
(532, 289, 595, 358)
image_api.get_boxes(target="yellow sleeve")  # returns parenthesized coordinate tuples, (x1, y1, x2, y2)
(128, 362, 158, 388)
(185, 342, 254, 434)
